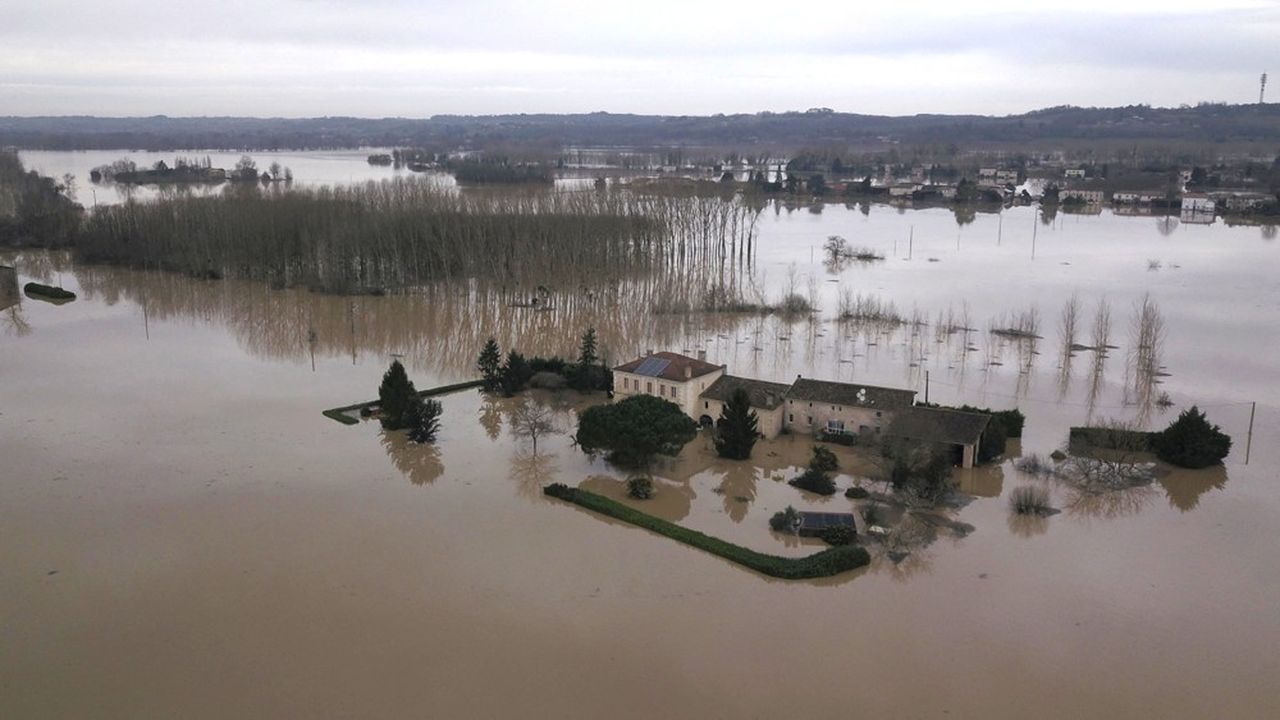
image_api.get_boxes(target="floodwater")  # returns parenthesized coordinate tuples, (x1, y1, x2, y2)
(3, 197, 1280, 717)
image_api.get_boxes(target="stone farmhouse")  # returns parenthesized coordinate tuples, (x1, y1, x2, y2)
(612, 351, 992, 468)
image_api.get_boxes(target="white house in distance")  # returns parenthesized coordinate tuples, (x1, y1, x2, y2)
(612, 352, 991, 467)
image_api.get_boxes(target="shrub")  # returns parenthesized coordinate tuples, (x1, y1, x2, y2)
(542, 487, 869, 579)
(626, 476, 654, 500)
(845, 486, 869, 499)
(404, 396, 443, 443)
(862, 502, 883, 526)
(528, 371, 567, 389)
(1152, 406, 1232, 469)
(769, 505, 801, 533)
(819, 526, 856, 546)
(575, 394, 698, 468)
(810, 445, 839, 473)
(789, 467, 837, 496)
(1009, 485, 1052, 515)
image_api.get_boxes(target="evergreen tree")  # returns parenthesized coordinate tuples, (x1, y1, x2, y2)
(1153, 406, 1232, 468)
(404, 396, 443, 443)
(377, 360, 418, 430)
(713, 388, 760, 460)
(499, 350, 532, 396)
(578, 327, 598, 366)
(477, 337, 502, 391)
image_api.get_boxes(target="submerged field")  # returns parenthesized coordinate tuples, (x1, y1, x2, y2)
(2, 196, 1279, 718)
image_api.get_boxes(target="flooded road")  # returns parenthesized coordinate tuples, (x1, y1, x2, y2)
(3, 202, 1279, 718)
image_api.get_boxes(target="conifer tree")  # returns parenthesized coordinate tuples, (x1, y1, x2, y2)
(477, 338, 502, 391)
(714, 388, 760, 460)
(378, 360, 418, 430)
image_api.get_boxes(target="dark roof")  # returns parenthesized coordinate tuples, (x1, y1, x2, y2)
(797, 512, 856, 532)
(613, 351, 722, 382)
(787, 377, 915, 410)
(885, 406, 991, 446)
(699, 375, 790, 410)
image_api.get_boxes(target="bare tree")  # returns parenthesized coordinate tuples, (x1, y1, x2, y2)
(1066, 418, 1153, 490)
(510, 400, 561, 454)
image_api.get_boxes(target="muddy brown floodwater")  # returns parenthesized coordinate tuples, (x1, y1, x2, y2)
(3, 202, 1279, 718)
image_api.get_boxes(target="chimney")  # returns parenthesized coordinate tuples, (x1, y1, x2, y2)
(646, 348, 654, 357)
(697, 350, 706, 362)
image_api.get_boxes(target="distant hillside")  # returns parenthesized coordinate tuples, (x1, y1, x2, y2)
(3, 104, 1279, 152)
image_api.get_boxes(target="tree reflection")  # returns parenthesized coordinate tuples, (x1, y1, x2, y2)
(1157, 465, 1228, 512)
(712, 463, 758, 523)
(1007, 512, 1050, 538)
(1062, 484, 1154, 519)
(380, 429, 444, 486)
(509, 447, 559, 501)
(1156, 216, 1179, 236)
(478, 394, 504, 440)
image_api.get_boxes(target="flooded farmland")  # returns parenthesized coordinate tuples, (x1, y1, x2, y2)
(3, 194, 1279, 717)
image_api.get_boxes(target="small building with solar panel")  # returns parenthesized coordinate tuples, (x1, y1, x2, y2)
(612, 351, 990, 468)
(612, 351, 726, 421)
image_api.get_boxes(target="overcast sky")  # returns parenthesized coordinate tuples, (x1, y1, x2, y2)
(2, 0, 1277, 117)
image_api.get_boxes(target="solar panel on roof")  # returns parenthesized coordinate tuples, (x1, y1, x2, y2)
(633, 357, 671, 377)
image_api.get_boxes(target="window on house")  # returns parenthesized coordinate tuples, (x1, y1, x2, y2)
(646, 382, 653, 393)
(807, 416, 812, 424)
(788, 414, 794, 422)
(704, 401, 709, 409)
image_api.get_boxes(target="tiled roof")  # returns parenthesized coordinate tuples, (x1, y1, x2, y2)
(788, 377, 915, 410)
(699, 375, 790, 410)
(613, 351, 722, 382)
(885, 406, 991, 446)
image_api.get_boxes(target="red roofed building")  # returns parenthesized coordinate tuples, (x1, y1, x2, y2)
(613, 351, 725, 419)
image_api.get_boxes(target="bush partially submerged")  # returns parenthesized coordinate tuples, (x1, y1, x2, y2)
(809, 445, 839, 473)
(769, 505, 801, 533)
(1152, 406, 1232, 469)
(820, 526, 856, 546)
(1009, 485, 1053, 516)
(626, 476, 654, 500)
(845, 486, 869, 499)
(789, 467, 837, 496)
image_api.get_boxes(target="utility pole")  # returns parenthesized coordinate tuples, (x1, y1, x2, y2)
(924, 370, 930, 404)
(1261, 72, 1268, 104)
(1246, 401, 1256, 464)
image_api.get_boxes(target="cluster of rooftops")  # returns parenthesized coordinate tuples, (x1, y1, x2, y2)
(612, 351, 992, 456)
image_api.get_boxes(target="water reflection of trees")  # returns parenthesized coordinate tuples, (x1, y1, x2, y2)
(69, 262, 752, 377)
(1157, 466, 1228, 512)
(380, 429, 444, 486)
(712, 463, 758, 523)
(1062, 484, 1154, 519)
(508, 448, 559, 501)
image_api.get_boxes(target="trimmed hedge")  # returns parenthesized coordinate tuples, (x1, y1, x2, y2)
(322, 378, 484, 425)
(23, 282, 76, 301)
(544, 484, 870, 579)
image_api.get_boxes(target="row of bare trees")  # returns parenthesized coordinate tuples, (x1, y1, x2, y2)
(76, 178, 760, 294)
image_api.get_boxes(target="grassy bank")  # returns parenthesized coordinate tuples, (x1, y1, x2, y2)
(322, 378, 485, 425)
(544, 484, 870, 579)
